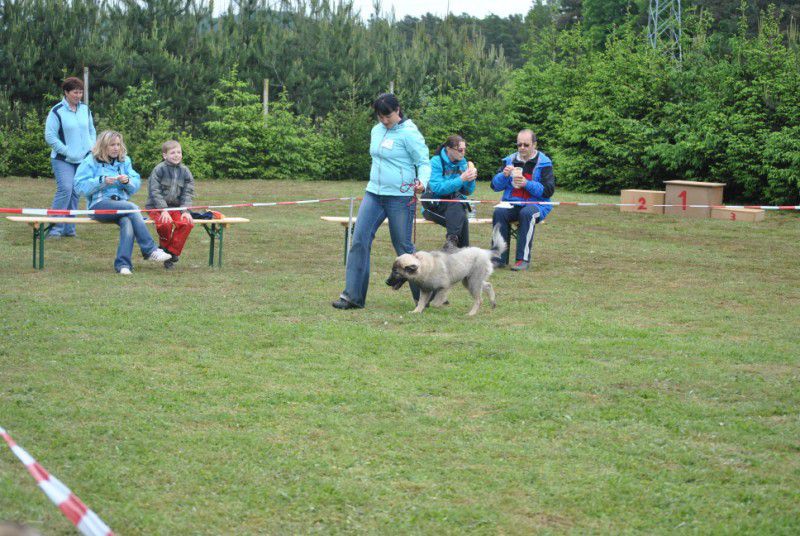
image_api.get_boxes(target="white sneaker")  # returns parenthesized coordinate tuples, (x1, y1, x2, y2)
(119, 267, 133, 275)
(147, 248, 172, 262)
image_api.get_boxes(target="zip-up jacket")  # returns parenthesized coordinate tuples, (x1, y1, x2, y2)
(491, 151, 555, 219)
(367, 118, 431, 196)
(44, 99, 96, 164)
(427, 147, 475, 198)
(146, 161, 195, 210)
(73, 154, 141, 209)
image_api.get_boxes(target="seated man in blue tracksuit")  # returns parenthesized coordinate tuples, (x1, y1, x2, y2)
(421, 135, 477, 251)
(491, 129, 555, 271)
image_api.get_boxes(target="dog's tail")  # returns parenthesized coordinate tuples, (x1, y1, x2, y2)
(490, 224, 507, 257)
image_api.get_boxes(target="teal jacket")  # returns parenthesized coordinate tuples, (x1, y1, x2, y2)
(44, 99, 96, 164)
(366, 118, 431, 196)
(73, 154, 142, 209)
(427, 148, 475, 198)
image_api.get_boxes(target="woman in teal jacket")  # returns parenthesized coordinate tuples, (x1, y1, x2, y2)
(74, 130, 171, 274)
(333, 94, 431, 310)
(421, 135, 477, 250)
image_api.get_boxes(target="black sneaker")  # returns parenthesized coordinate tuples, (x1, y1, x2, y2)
(164, 260, 175, 270)
(332, 297, 361, 310)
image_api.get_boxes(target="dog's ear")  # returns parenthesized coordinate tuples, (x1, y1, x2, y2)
(404, 264, 418, 274)
(413, 252, 422, 260)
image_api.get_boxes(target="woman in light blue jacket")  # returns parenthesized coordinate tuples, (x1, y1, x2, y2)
(333, 94, 431, 310)
(74, 131, 171, 274)
(44, 77, 96, 238)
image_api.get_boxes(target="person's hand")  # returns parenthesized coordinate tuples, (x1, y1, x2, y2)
(461, 168, 477, 182)
(503, 165, 514, 177)
(513, 176, 528, 189)
(159, 210, 172, 224)
(181, 211, 193, 224)
(413, 182, 425, 194)
(117, 174, 129, 185)
(103, 176, 117, 185)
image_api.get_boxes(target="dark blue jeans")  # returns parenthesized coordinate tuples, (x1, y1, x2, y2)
(341, 191, 419, 307)
(492, 204, 541, 265)
(49, 159, 80, 237)
(91, 199, 158, 272)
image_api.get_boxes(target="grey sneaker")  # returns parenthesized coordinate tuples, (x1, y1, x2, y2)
(510, 260, 529, 271)
(147, 248, 172, 262)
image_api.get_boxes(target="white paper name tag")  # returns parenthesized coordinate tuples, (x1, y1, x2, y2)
(381, 138, 394, 150)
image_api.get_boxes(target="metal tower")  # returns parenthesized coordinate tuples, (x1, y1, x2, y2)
(648, 0, 682, 61)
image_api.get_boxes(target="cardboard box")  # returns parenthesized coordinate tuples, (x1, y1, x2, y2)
(664, 180, 726, 218)
(711, 207, 765, 222)
(620, 189, 665, 214)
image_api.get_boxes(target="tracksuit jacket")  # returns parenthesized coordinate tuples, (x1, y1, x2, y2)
(44, 99, 96, 164)
(366, 118, 431, 196)
(491, 151, 555, 220)
(73, 155, 142, 209)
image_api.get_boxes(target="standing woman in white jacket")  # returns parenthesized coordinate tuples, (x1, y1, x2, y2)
(332, 93, 431, 310)
(43, 77, 96, 238)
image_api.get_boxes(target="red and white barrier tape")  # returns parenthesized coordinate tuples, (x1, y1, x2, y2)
(0, 196, 355, 216)
(0, 426, 114, 536)
(422, 198, 800, 210)
(0, 196, 798, 217)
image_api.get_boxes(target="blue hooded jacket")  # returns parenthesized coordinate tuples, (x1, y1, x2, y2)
(73, 154, 142, 209)
(367, 118, 431, 196)
(427, 147, 476, 198)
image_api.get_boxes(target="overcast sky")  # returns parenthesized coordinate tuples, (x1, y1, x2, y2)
(350, 0, 532, 20)
(214, 0, 533, 20)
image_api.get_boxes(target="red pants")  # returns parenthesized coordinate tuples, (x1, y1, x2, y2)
(148, 210, 194, 256)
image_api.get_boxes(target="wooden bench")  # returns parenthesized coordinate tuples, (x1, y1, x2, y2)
(321, 213, 547, 265)
(321, 216, 497, 265)
(6, 216, 249, 270)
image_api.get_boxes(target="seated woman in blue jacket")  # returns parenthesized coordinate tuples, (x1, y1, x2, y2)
(421, 135, 477, 251)
(73, 130, 172, 274)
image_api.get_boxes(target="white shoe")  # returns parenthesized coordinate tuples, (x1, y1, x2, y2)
(147, 248, 172, 262)
(119, 267, 133, 275)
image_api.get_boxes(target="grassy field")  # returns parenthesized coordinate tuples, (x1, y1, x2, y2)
(1, 177, 798, 535)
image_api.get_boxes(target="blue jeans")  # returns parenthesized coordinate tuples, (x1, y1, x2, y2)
(49, 159, 80, 236)
(493, 204, 541, 265)
(341, 191, 419, 307)
(91, 199, 158, 272)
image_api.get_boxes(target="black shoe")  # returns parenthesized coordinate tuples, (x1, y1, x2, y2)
(169, 254, 179, 263)
(332, 297, 361, 310)
(443, 234, 459, 252)
(491, 257, 506, 269)
(164, 260, 175, 270)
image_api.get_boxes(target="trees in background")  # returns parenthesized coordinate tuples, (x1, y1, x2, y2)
(0, 0, 798, 203)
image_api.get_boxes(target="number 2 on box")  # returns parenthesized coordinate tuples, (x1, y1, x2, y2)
(637, 197, 647, 211)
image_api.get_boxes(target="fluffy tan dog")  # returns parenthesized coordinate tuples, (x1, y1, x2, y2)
(386, 225, 507, 316)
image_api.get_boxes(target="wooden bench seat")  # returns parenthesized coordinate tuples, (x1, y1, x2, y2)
(6, 216, 249, 269)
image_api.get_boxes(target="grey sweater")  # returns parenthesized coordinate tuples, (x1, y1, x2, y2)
(146, 161, 195, 209)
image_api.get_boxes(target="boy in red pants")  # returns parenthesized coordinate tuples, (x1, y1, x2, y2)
(146, 140, 195, 269)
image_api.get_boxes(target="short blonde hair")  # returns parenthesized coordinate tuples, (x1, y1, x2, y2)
(161, 140, 181, 154)
(92, 130, 127, 162)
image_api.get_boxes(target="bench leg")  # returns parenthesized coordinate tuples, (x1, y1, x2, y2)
(32, 223, 53, 270)
(343, 224, 355, 266)
(202, 224, 225, 268)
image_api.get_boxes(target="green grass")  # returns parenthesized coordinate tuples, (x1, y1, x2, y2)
(1, 177, 799, 534)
